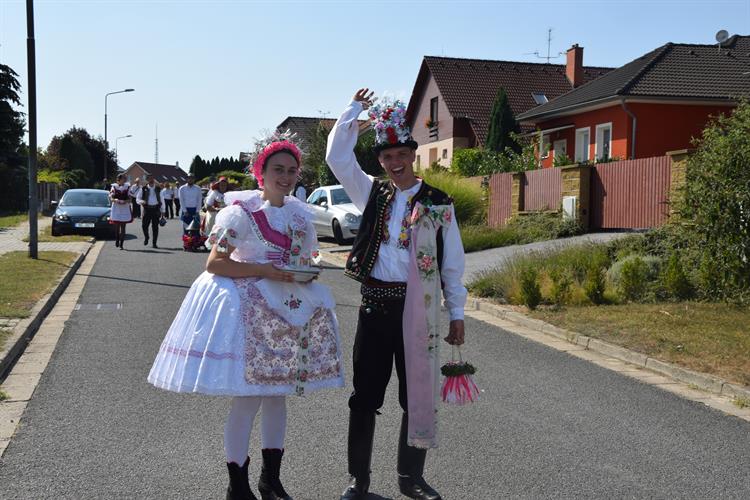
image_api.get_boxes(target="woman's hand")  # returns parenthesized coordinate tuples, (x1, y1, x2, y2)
(353, 88, 376, 110)
(258, 263, 295, 283)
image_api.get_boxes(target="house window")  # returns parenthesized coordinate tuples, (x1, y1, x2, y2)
(595, 123, 613, 160)
(575, 128, 591, 162)
(442, 149, 448, 159)
(531, 92, 548, 105)
(430, 97, 438, 123)
(540, 135, 551, 159)
(553, 139, 567, 161)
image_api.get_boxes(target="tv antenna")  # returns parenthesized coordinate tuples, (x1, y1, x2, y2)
(525, 28, 563, 63)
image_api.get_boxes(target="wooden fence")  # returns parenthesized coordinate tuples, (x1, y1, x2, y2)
(487, 155, 673, 229)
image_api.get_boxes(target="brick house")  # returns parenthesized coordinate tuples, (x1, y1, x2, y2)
(517, 35, 750, 168)
(276, 116, 369, 168)
(123, 161, 189, 185)
(404, 47, 613, 169)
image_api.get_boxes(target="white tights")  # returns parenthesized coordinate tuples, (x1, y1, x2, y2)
(224, 396, 287, 464)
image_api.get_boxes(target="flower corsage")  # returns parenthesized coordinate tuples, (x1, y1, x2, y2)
(440, 347, 480, 406)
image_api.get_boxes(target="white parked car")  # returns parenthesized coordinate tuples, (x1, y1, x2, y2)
(307, 185, 362, 244)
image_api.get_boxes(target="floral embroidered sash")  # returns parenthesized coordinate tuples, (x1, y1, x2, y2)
(403, 202, 453, 449)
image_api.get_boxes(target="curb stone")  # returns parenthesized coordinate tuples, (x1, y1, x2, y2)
(321, 249, 750, 403)
(471, 297, 750, 402)
(0, 244, 92, 381)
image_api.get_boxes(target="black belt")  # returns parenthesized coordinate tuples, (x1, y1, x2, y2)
(361, 277, 407, 301)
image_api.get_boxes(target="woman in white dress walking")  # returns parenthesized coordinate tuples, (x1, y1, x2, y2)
(148, 132, 343, 500)
(109, 173, 132, 249)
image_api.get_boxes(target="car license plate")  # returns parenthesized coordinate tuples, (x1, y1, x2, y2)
(74, 223, 95, 228)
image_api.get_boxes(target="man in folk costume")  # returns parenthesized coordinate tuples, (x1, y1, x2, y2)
(136, 174, 166, 248)
(326, 89, 466, 500)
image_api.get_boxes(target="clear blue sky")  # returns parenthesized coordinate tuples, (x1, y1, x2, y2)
(1, 0, 748, 173)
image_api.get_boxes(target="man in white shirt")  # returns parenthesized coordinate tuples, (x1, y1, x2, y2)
(162, 183, 175, 219)
(178, 175, 203, 234)
(136, 174, 166, 248)
(128, 178, 142, 219)
(327, 89, 466, 500)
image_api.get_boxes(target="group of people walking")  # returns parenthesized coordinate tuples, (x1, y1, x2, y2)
(146, 89, 468, 500)
(107, 174, 226, 249)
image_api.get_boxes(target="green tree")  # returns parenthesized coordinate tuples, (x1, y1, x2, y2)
(678, 100, 750, 301)
(485, 88, 520, 154)
(190, 155, 206, 179)
(46, 127, 116, 186)
(0, 63, 28, 212)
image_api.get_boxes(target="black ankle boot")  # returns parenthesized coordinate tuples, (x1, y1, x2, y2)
(226, 457, 259, 500)
(340, 409, 376, 500)
(258, 448, 292, 500)
(397, 413, 441, 500)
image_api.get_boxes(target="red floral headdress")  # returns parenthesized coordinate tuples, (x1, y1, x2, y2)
(248, 129, 303, 188)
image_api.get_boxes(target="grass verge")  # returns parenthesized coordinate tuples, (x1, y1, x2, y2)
(461, 212, 583, 253)
(0, 329, 10, 352)
(0, 212, 27, 229)
(23, 224, 94, 243)
(0, 251, 78, 318)
(529, 302, 750, 387)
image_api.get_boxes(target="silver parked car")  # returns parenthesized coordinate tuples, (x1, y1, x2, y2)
(307, 185, 362, 244)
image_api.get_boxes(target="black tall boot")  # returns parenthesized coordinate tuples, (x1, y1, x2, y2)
(226, 457, 259, 500)
(340, 410, 376, 500)
(258, 448, 292, 500)
(397, 413, 441, 500)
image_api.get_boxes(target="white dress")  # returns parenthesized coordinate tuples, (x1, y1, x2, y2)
(109, 183, 133, 223)
(203, 189, 225, 238)
(147, 190, 344, 396)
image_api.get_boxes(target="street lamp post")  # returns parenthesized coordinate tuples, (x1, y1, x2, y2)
(115, 134, 133, 166)
(104, 88, 134, 179)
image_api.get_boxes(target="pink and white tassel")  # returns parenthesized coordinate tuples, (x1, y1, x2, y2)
(441, 371, 480, 405)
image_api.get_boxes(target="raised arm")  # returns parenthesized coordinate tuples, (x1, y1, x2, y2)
(325, 89, 377, 212)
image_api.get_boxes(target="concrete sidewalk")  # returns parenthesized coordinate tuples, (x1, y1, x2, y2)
(0, 217, 92, 256)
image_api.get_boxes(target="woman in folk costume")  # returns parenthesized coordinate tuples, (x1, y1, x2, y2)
(326, 90, 467, 500)
(109, 173, 133, 249)
(148, 130, 344, 500)
(204, 176, 230, 240)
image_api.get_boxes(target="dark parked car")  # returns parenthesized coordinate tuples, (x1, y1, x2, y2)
(51, 189, 114, 237)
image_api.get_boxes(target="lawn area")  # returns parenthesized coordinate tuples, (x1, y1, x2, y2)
(0, 329, 11, 352)
(529, 302, 750, 387)
(0, 212, 27, 229)
(0, 251, 78, 318)
(22, 223, 93, 243)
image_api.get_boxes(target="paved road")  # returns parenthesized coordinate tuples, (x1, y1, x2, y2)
(0, 221, 749, 499)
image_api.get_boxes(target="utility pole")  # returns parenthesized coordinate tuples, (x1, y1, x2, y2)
(26, 0, 38, 259)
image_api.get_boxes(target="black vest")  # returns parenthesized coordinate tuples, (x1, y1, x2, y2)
(345, 179, 451, 283)
(142, 185, 162, 206)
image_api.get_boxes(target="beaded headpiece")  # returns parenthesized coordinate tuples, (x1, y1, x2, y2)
(248, 129, 303, 188)
(367, 99, 418, 154)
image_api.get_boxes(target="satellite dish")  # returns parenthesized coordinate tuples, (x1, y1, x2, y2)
(716, 30, 729, 44)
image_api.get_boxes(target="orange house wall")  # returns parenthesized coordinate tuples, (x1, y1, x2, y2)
(628, 102, 734, 158)
(536, 105, 630, 168)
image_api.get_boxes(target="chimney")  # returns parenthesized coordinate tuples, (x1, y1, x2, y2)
(566, 44, 584, 88)
(176, 161, 180, 168)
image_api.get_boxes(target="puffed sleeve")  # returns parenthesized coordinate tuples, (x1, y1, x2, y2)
(206, 204, 249, 253)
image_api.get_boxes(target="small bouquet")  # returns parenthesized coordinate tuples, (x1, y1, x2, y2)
(440, 347, 480, 406)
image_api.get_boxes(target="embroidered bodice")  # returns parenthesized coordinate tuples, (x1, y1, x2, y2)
(207, 190, 320, 267)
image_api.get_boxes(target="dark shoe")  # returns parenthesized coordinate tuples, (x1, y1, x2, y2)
(258, 448, 292, 500)
(143, 236, 149, 246)
(152, 243, 158, 249)
(397, 413, 441, 500)
(226, 457, 259, 500)
(340, 476, 370, 500)
(340, 410, 376, 500)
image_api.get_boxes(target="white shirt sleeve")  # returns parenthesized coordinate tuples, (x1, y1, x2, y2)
(325, 100, 374, 212)
(136, 189, 144, 205)
(205, 190, 217, 209)
(441, 206, 467, 321)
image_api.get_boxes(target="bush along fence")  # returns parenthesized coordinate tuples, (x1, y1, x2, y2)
(486, 152, 689, 230)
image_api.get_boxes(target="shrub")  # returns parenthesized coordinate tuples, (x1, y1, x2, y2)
(584, 261, 607, 305)
(662, 253, 693, 300)
(519, 267, 542, 310)
(549, 268, 573, 308)
(460, 225, 521, 253)
(505, 212, 583, 241)
(420, 170, 485, 225)
(613, 256, 650, 302)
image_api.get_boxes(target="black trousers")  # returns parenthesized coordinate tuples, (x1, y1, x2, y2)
(131, 197, 141, 218)
(173, 198, 180, 215)
(142, 206, 161, 243)
(164, 199, 174, 218)
(349, 296, 408, 412)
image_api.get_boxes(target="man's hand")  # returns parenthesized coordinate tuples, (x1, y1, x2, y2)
(353, 88, 376, 110)
(444, 320, 465, 345)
